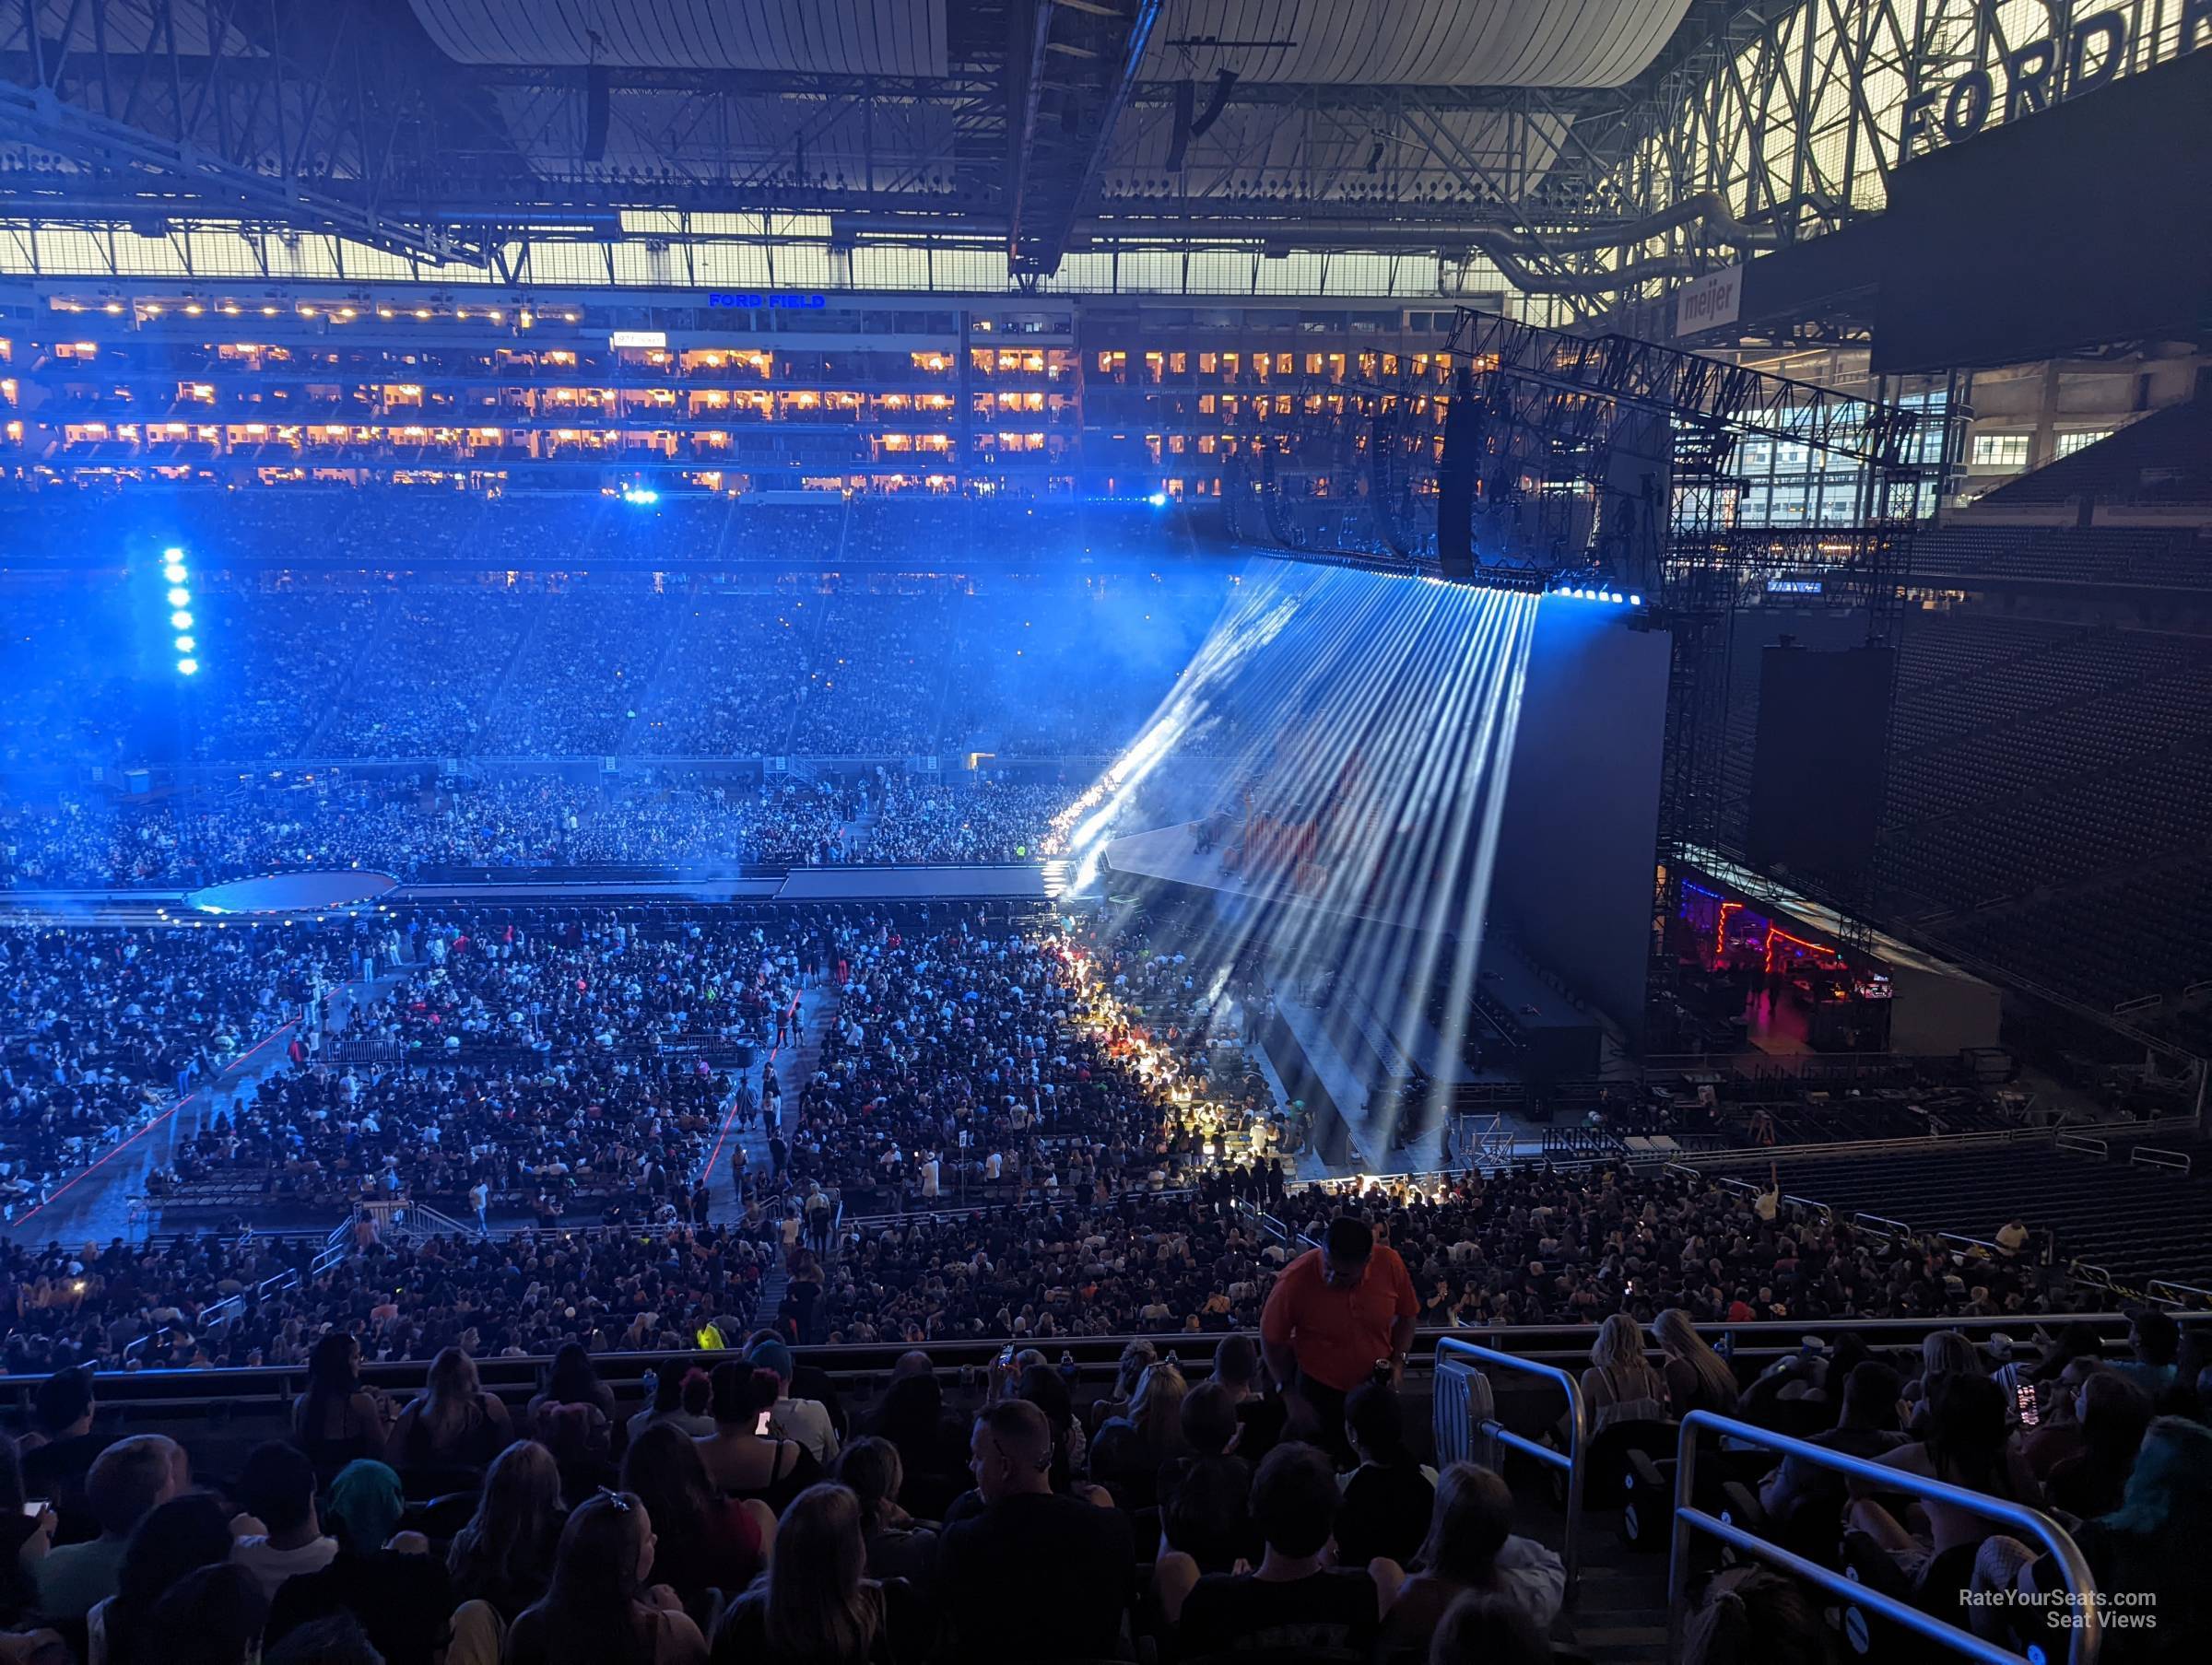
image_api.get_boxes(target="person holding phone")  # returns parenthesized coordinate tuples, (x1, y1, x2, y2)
(695, 1365, 822, 1515)
(30, 1435, 183, 1620)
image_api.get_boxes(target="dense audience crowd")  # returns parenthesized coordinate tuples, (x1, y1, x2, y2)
(1, 1225, 769, 1376)
(0, 772, 1093, 888)
(135, 910, 809, 1215)
(0, 1282, 2200, 1665)
(0, 921, 379, 1218)
(0, 559, 1208, 768)
(864, 780, 1071, 864)
(775, 909, 1284, 1220)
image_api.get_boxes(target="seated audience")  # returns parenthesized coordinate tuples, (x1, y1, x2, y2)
(627, 1366, 715, 1449)
(1656, 1308, 1741, 1419)
(1425, 1589, 1552, 1665)
(151, 1563, 269, 1665)
(500, 1490, 709, 1665)
(229, 1442, 337, 1601)
(389, 1349, 512, 1473)
(1154, 1381, 1254, 1574)
(445, 1442, 564, 1623)
(695, 1366, 822, 1514)
(1372, 1463, 1564, 1661)
(2041, 1368, 2153, 1519)
(746, 1338, 840, 1467)
(830, 1438, 938, 1587)
(1088, 1360, 1186, 1507)
(32, 1436, 181, 1621)
(293, 1336, 385, 1476)
(619, 1426, 771, 1618)
(1581, 1312, 1672, 1432)
(264, 1460, 452, 1665)
(1335, 1384, 1435, 1568)
(712, 1483, 892, 1665)
(95, 1494, 236, 1665)
(935, 1401, 1135, 1661)
(1758, 1361, 1907, 1534)
(1165, 1442, 1382, 1657)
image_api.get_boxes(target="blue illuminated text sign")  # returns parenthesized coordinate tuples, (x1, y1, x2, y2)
(707, 292, 829, 310)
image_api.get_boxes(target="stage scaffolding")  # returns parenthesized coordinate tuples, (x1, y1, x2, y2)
(1220, 308, 1944, 1049)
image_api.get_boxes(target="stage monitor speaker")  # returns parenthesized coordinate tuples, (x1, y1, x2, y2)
(1437, 364, 1477, 579)
(1747, 642, 1896, 891)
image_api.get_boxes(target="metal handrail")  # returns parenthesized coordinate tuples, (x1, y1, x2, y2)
(1939, 1231, 2002, 1257)
(2147, 1278, 2212, 1308)
(2055, 1132, 2110, 1159)
(1432, 1335, 1588, 1609)
(2128, 1145, 2192, 1175)
(1666, 1410, 2101, 1665)
(1854, 1210, 1914, 1237)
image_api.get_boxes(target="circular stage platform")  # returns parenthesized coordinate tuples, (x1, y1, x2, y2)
(184, 870, 400, 915)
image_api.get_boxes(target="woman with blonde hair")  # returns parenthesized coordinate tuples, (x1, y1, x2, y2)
(1581, 1314, 1670, 1433)
(447, 1439, 564, 1621)
(392, 1347, 512, 1472)
(1654, 1309, 1739, 1417)
(1088, 1360, 1187, 1506)
(712, 1483, 888, 1665)
(1088, 1340, 1159, 1433)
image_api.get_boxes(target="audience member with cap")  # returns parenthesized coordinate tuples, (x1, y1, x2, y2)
(745, 1336, 840, 1465)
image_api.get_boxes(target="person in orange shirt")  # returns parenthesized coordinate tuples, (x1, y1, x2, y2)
(1260, 1216, 1418, 1466)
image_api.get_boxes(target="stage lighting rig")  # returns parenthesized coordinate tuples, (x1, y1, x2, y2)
(158, 545, 199, 674)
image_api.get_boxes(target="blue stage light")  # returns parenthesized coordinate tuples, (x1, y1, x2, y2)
(1609, 592, 1625, 604)
(174, 634, 195, 652)
(166, 585, 192, 608)
(1630, 593, 1643, 606)
(1147, 491, 1169, 508)
(176, 657, 198, 676)
(621, 486, 660, 505)
(162, 562, 189, 584)
(163, 545, 185, 560)
(171, 609, 194, 630)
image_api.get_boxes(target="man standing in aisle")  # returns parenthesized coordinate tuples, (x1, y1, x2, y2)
(1259, 1215, 1417, 1467)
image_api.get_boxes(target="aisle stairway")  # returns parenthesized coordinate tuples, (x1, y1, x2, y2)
(700, 980, 832, 1322)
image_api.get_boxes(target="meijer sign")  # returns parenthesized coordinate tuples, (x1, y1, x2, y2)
(1675, 266, 1742, 337)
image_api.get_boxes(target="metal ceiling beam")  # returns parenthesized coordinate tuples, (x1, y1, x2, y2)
(1005, 0, 1162, 277)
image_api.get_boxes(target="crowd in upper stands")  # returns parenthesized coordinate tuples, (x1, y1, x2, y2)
(0, 559, 1199, 772)
(0, 769, 1097, 889)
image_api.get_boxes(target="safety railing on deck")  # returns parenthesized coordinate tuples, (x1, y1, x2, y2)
(2147, 1278, 2212, 1308)
(1432, 1335, 1588, 1608)
(1666, 1411, 2101, 1665)
(2128, 1144, 2192, 1175)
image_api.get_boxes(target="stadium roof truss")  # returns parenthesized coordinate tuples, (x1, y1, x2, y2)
(0, 1, 2198, 311)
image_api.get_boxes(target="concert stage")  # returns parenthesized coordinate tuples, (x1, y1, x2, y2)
(186, 870, 400, 914)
